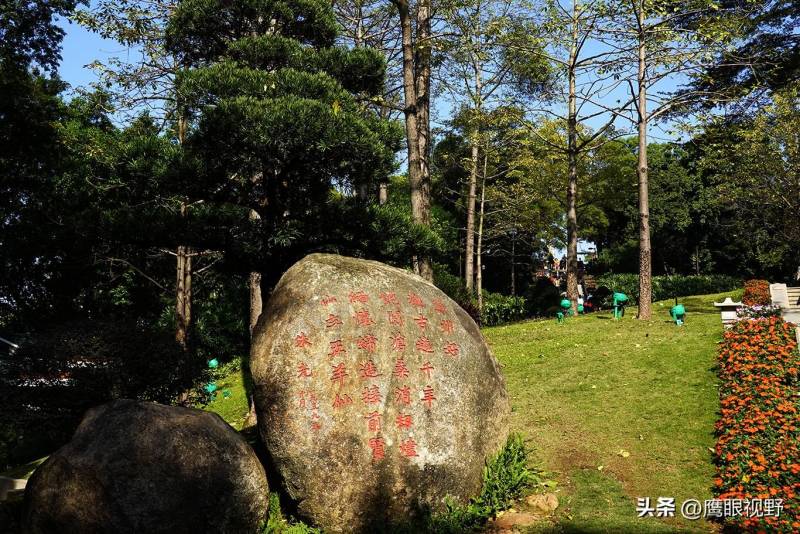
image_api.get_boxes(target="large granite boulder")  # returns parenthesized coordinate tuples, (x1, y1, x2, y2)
(251, 253, 509, 532)
(23, 400, 269, 534)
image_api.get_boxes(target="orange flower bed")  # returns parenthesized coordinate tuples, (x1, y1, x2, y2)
(743, 279, 772, 306)
(715, 317, 800, 531)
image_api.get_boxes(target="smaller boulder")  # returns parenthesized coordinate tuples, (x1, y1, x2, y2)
(24, 400, 268, 534)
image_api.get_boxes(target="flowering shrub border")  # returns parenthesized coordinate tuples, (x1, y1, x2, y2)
(737, 304, 783, 320)
(743, 279, 771, 306)
(714, 317, 800, 531)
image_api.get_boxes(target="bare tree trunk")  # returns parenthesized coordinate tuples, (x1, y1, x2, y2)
(464, 45, 483, 292)
(395, 0, 433, 280)
(176, 243, 188, 347)
(379, 182, 388, 204)
(175, 113, 193, 349)
(249, 209, 263, 336)
(565, 2, 580, 316)
(636, 8, 652, 320)
(465, 141, 478, 291)
(476, 154, 487, 312)
(511, 236, 516, 296)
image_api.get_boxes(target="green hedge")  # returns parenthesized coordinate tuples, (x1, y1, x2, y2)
(480, 292, 527, 326)
(595, 273, 741, 303)
(433, 266, 527, 326)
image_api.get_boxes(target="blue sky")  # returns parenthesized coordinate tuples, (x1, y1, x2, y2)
(57, 16, 118, 92)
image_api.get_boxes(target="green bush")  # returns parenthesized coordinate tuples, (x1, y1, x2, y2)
(434, 266, 529, 327)
(428, 433, 541, 533)
(595, 273, 741, 303)
(480, 292, 527, 327)
(523, 277, 562, 317)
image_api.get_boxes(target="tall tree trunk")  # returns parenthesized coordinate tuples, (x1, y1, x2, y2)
(249, 209, 263, 336)
(395, 0, 433, 281)
(464, 39, 483, 293)
(175, 113, 193, 349)
(636, 9, 652, 320)
(511, 235, 516, 296)
(565, 2, 580, 316)
(465, 141, 479, 292)
(476, 154, 487, 312)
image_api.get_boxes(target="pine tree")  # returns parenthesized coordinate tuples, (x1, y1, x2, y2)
(166, 0, 401, 327)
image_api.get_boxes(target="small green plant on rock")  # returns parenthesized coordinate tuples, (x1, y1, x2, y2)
(427, 432, 541, 533)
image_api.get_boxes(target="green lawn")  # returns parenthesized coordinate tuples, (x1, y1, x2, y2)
(483, 290, 742, 533)
(198, 291, 738, 532)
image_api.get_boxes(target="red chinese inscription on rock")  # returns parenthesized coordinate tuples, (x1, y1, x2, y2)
(387, 310, 404, 327)
(395, 385, 411, 405)
(310, 412, 321, 432)
(390, 333, 406, 352)
(379, 292, 398, 305)
(365, 411, 382, 433)
(297, 362, 312, 378)
(432, 299, 447, 314)
(443, 342, 460, 358)
(399, 437, 418, 457)
(361, 385, 381, 405)
(368, 436, 385, 460)
(395, 414, 413, 429)
(349, 291, 369, 304)
(328, 339, 346, 358)
(393, 358, 410, 379)
(439, 320, 454, 334)
(415, 336, 434, 353)
(330, 362, 349, 388)
(419, 361, 434, 379)
(407, 292, 425, 308)
(353, 309, 375, 327)
(297, 390, 318, 410)
(321, 295, 337, 306)
(295, 332, 312, 348)
(359, 359, 381, 379)
(422, 386, 436, 408)
(356, 334, 377, 353)
(332, 393, 353, 409)
(325, 313, 343, 328)
(413, 314, 428, 329)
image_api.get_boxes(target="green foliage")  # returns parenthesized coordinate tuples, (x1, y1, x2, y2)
(595, 273, 741, 304)
(434, 266, 529, 326)
(480, 293, 527, 327)
(0, 320, 202, 467)
(262, 492, 322, 534)
(165, 0, 403, 283)
(427, 433, 539, 533)
(523, 277, 561, 317)
(0, 0, 82, 71)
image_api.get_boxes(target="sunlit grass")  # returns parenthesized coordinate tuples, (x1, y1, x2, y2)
(483, 290, 741, 532)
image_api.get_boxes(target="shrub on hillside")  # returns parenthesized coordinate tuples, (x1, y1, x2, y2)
(433, 266, 480, 322)
(742, 279, 771, 306)
(714, 317, 799, 531)
(595, 273, 741, 303)
(433, 266, 526, 326)
(523, 277, 561, 316)
(480, 292, 527, 327)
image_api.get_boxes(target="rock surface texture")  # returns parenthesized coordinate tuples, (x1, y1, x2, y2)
(23, 400, 268, 534)
(251, 253, 509, 532)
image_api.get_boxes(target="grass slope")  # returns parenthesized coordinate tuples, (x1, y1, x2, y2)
(483, 290, 742, 533)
